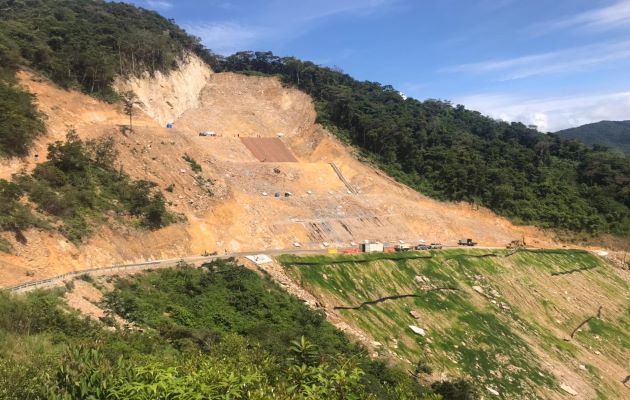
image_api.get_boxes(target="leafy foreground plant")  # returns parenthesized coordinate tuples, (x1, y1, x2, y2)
(46, 337, 439, 400)
(0, 260, 454, 399)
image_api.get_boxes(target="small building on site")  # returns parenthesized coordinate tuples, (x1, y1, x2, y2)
(361, 241, 384, 253)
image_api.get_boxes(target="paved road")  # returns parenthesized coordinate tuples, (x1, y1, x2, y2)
(4, 244, 541, 293)
(5, 247, 330, 293)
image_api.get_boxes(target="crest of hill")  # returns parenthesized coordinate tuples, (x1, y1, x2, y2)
(555, 120, 630, 154)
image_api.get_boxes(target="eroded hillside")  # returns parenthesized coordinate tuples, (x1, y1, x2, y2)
(0, 56, 576, 287)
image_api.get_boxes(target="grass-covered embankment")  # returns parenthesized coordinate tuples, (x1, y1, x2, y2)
(281, 249, 630, 399)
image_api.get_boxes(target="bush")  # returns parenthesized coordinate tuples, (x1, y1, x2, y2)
(0, 82, 45, 157)
(0, 179, 39, 232)
(182, 154, 202, 173)
(9, 132, 176, 242)
(431, 379, 479, 400)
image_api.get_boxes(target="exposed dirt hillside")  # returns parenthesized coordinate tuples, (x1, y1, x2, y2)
(0, 55, 583, 287)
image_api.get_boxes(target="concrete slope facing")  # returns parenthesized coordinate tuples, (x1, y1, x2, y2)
(240, 137, 298, 162)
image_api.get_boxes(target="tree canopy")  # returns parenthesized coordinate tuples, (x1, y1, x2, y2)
(556, 120, 630, 154)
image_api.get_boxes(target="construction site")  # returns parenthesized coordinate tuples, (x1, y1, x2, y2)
(0, 55, 572, 287)
(0, 54, 628, 399)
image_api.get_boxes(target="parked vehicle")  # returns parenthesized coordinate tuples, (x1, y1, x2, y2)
(458, 239, 477, 246)
(429, 243, 442, 249)
(395, 244, 410, 252)
(415, 244, 431, 250)
(199, 131, 216, 137)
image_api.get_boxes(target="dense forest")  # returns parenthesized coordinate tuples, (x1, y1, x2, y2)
(556, 120, 630, 154)
(0, 259, 466, 399)
(217, 52, 630, 237)
(0, 0, 215, 98)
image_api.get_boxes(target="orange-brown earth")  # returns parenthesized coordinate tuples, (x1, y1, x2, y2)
(0, 55, 609, 288)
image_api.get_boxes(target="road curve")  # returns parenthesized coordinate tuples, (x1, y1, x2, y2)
(5, 247, 329, 293)
(3, 245, 549, 294)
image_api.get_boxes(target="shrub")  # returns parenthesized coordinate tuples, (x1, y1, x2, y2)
(7, 132, 176, 242)
(0, 82, 45, 157)
(182, 154, 202, 173)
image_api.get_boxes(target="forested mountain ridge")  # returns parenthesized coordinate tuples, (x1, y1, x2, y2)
(217, 52, 630, 237)
(556, 120, 630, 154)
(0, 0, 207, 240)
(0, 0, 216, 98)
(0, 0, 218, 157)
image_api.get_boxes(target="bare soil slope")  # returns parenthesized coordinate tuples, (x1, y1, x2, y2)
(1, 56, 564, 287)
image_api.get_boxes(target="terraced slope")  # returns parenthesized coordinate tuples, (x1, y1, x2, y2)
(281, 250, 630, 399)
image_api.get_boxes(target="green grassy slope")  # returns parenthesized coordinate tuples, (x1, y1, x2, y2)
(281, 250, 630, 399)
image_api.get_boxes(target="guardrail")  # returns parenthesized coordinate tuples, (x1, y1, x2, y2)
(6, 260, 170, 293)
(4, 248, 323, 294)
(5, 245, 540, 293)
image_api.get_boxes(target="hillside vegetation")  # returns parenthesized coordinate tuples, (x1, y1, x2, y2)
(1, 132, 176, 245)
(219, 52, 630, 238)
(281, 250, 630, 399)
(556, 120, 630, 154)
(0, 0, 217, 156)
(0, 259, 455, 399)
(0, 0, 204, 243)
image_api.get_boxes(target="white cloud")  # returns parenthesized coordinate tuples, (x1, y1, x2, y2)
(455, 90, 630, 132)
(146, 0, 173, 10)
(536, 0, 630, 33)
(185, 21, 262, 55)
(443, 40, 630, 80)
(185, 0, 398, 55)
(295, 0, 400, 21)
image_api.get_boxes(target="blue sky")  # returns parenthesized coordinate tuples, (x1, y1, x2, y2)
(133, 0, 630, 131)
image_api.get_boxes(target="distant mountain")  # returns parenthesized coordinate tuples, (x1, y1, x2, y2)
(555, 120, 630, 153)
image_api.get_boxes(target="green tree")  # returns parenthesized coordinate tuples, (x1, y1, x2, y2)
(122, 91, 139, 133)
